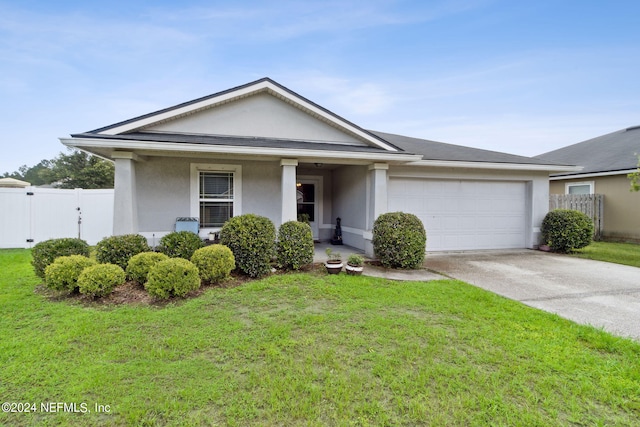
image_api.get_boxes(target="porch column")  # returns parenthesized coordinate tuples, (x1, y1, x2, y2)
(280, 159, 298, 225)
(368, 163, 389, 229)
(112, 151, 139, 235)
(364, 163, 389, 257)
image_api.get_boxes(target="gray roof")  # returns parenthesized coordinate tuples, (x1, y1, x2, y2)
(535, 125, 640, 176)
(370, 130, 566, 165)
(72, 77, 568, 167)
(73, 130, 568, 166)
(70, 131, 401, 155)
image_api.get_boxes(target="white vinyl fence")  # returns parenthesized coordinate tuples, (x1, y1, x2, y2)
(0, 187, 114, 249)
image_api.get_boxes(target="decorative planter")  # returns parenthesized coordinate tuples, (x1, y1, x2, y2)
(325, 261, 343, 274)
(345, 264, 363, 276)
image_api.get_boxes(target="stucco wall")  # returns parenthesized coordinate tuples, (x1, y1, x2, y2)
(135, 157, 282, 236)
(332, 165, 368, 249)
(148, 92, 365, 145)
(550, 175, 640, 241)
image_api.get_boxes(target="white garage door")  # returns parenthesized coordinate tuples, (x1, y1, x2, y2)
(388, 178, 527, 251)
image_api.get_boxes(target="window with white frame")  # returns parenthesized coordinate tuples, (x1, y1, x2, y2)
(199, 172, 233, 227)
(191, 164, 241, 229)
(566, 181, 594, 195)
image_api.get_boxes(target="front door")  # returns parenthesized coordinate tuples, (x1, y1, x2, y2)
(296, 179, 319, 239)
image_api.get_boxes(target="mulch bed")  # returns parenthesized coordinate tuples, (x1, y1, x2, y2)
(34, 263, 326, 307)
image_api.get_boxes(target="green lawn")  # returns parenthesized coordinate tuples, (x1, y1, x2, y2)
(572, 241, 640, 268)
(1, 249, 639, 426)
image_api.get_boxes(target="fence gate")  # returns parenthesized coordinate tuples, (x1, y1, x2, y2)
(0, 187, 114, 249)
(549, 194, 604, 239)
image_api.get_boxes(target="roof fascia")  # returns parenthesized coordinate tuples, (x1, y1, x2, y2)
(550, 169, 637, 180)
(61, 137, 421, 163)
(405, 159, 583, 173)
(96, 79, 399, 152)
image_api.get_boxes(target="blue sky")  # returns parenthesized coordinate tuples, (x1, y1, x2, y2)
(2, 0, 639, 174)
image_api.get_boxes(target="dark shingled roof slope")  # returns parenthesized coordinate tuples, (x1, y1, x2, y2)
(535, 126, 640, 176)
(370, 130, 565, 165)
(69, 131, 402, 154)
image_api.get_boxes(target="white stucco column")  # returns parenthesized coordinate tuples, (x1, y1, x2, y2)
(112, 152, 139, 235)
(364, 163, 389, 257)
(280, 159, 298, 225)
(368, 163, 389, 229)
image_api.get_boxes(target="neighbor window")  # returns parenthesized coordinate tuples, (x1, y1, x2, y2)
(566, 181, 594, 195)
(191, 164, 242, 230)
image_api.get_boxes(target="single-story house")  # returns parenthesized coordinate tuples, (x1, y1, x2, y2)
(61, 78, 575, 256)
(536, 126, 640, 241)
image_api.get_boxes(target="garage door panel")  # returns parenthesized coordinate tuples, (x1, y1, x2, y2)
(389, 178, 526, 251)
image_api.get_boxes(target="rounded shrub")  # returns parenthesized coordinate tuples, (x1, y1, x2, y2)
(276, 221, 314, 270)
(78, 264, 125, 298)
(541, 209, 594, 253)
(145, 258, 201, 299)
(373, 212, 426, 269)
(31, 238, 90, 279)
(95, 234, 150, 269)
(44, 255, 97, 293)
(191, 245, 235, 284)
(220, 214, 275, 278)
(126, 252, 169, 285)
(158, 231, 204, 259)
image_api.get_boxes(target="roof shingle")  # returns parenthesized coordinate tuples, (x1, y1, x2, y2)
(536, 126, 640, 176)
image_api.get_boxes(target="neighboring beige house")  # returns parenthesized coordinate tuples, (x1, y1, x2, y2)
(61, 78, 574, 255)
(537, 126, 640, 242)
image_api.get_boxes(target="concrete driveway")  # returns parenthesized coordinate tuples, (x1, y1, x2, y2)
(424, 250, 640, 341)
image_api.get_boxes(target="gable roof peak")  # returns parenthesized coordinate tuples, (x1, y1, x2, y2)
(87, 77, 400, 152)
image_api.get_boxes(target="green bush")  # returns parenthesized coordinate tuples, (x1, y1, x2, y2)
(373, 212, 426, 269)
(44, 255, 97, 293)
(541, 209, 594, 253)
(276, 221, 314, 270)
(220, 214, 275, 278)
(191, 245, 235, 283)
(78, 264, 125, 298)
(158, 231, 204, 259)
(95, 234, 150, 269)
(145, 258, 201, 299)
(126, 252, 169, 285)
(31, 238, 90, 279)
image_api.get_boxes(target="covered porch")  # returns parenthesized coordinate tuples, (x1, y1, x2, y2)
(312, 241, 367, 263)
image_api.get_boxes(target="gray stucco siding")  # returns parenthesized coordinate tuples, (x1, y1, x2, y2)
(241, 161, 282, 226)
(134, 157, 282, 234)
(136, 157, 191, 233)
(332, 165, 368, 248)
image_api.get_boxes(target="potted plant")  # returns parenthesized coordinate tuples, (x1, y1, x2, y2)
(324, 248, 343, 274)
(346, 254, 364, 276)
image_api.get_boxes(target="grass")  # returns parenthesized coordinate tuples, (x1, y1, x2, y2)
(1, 249, 640, 426)
(572, 241, 640, 268)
